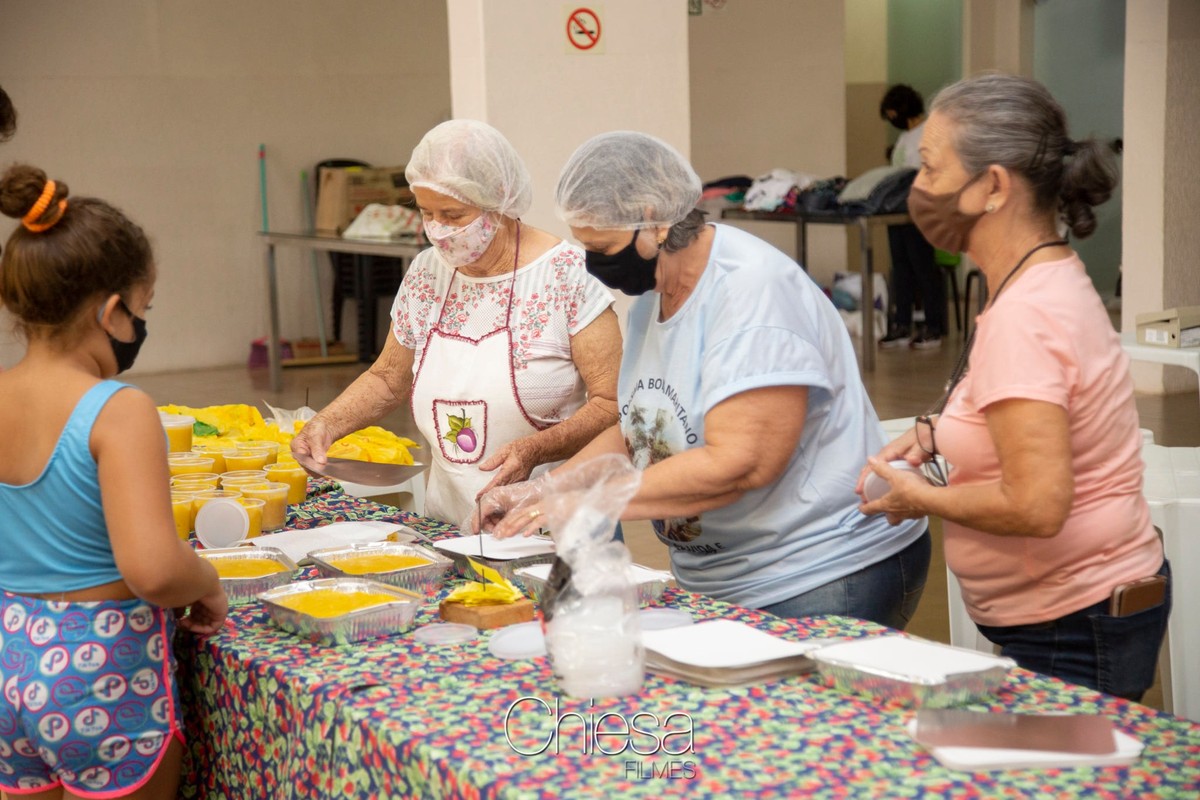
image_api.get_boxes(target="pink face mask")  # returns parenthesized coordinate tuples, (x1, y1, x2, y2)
(423, 212, 501, 267)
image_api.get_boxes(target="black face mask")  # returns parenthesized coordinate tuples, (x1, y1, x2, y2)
(584, 231, 658, 296)
(106, 298, 148, 374)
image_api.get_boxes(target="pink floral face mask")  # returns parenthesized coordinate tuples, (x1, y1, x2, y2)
(424, 212, 500, 268)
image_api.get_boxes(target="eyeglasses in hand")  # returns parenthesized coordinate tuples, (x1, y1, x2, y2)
(915, 414, 948, 487)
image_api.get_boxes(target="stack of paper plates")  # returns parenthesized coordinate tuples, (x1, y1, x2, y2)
(641, 619, 824, 688)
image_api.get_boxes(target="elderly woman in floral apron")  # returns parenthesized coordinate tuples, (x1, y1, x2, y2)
(293, 120, 621, 525)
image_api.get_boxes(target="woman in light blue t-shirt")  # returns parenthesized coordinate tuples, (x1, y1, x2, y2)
(490, 132, 930, 629)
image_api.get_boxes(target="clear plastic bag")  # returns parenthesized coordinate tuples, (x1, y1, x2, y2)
(535, 454, 645, 698)
(262, 402, 317, 434)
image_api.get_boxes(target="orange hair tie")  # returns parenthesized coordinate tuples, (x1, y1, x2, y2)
(22, 180, 68, 233)
(23, 199, 68, 233)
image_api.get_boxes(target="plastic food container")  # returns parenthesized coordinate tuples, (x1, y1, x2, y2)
(811, 635, 1016, 708)
(197, 546, 298, 604)
(308, 542, 454, 597)
(258, 577, 421, 646)
(515, 562, 672, 606)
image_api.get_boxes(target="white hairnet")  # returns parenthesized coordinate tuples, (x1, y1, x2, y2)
(555, 131, 702, 230)
(405, 119, 532, 219)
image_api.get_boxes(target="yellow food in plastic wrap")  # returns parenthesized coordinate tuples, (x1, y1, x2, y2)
(156, 404, 419, 465)
(209, 558, 288, 579)
(329, 554, 431, 575)
(274, 589, 399, 618)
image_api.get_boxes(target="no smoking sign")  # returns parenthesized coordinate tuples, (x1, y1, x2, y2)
(565, 6, 604, 53)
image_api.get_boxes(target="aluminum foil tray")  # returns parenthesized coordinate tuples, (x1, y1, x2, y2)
(258, 577, 421, 646)
(442, 550, 557, 584)
(514, 563, 670, 606)
(811, 636, 1016, 708)
(198, 546, 298, 605)
(308, 541, 454, 597)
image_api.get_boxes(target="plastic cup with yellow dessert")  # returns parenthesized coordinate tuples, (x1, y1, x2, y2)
(219, 470, 268, 490)
(167, 454, 216, 477)
(171, 473, 221, 491)
(238, 441, 280, 466)
(238, 482, 289, 532)
(192, 489, 243, 522)
(224, 447, 272, 472)
(265, 463, 309, 505)
(171, 491, 197, 540)
(236, 497, 266, 539)
(160, 414, 195, 453)
(192, 443, 236, 474)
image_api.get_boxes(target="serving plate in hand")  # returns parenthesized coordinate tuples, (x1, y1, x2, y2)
(294, 452, 427, 487)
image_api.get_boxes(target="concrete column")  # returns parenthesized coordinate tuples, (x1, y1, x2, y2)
(963, 0, 1034, 77)
(1123, 0, 1200, 393)
(444, 0, 690, 238)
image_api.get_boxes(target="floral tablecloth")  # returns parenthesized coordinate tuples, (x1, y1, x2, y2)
(177, 491, 1200, 798)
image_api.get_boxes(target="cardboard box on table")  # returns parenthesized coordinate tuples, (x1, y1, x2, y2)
(315, 165, 414, 234)
(1136, 306, 1200, 349)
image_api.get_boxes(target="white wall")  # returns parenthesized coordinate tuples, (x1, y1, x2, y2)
(445, 0, 690, 240)
(0, 0, 450, 372)
(846, 0, 890, 85)
(689, 1, 848, 285)
(1124, 0, 1200, 394)
(963, 0, 1034, 77)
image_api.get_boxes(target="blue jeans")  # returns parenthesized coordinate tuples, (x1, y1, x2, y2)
(759, 528, 931, 630)
(976, 560, 1171, 702)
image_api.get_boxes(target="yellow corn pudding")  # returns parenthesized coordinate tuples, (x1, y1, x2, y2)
(328, 554, 431, 575)
(210, 558, 288, 579)
(273, 589, 398, 618)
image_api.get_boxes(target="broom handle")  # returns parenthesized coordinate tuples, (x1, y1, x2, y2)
(302, 169, 329, 357)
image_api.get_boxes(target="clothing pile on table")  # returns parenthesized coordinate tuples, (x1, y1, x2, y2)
(696, 175, 753, 217)
(705, 167, 911, 342)
(721, 166, 918, 217)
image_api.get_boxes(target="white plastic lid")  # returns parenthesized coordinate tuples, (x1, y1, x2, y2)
(412, 623, 477, 646)
(160, 413, 195, 427)
(194, 499, 249, 549)
(639, 608, 693, 631)
(488, 621, 547, 660)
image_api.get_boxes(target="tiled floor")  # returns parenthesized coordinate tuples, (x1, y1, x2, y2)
(132, 324, 1197, 711)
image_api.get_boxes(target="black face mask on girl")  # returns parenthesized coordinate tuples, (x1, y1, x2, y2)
(104, 298, 149, 374)
(584, 230, 659, 296)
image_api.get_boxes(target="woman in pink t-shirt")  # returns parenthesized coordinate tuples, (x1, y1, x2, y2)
(858, 74, 1169, 702)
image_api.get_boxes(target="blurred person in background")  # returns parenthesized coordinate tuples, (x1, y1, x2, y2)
(879, 84, 947, 351)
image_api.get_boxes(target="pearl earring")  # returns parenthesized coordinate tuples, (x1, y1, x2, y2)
(985, 203, 996, 213)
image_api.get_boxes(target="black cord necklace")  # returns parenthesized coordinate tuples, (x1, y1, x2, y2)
(930, 238, 1068, 414)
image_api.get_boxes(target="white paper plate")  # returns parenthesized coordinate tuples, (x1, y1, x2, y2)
(642, 619, 817, 669)
(434, 534, 555, 561)
(518, 562, 672, 584)
(250, 520, 400, 563)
